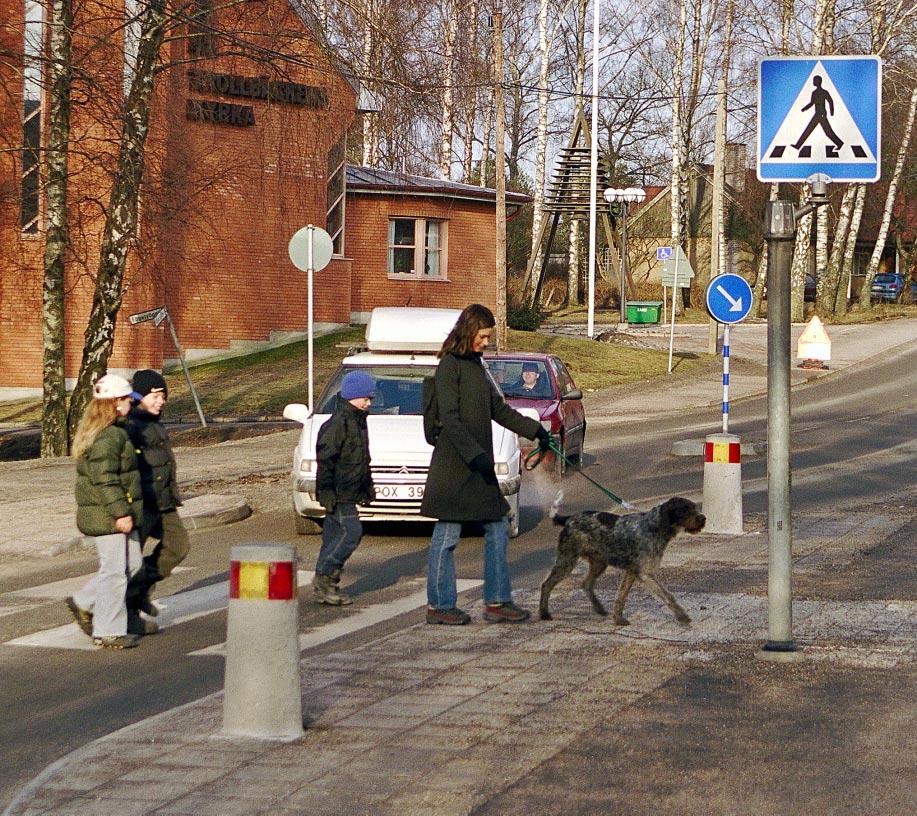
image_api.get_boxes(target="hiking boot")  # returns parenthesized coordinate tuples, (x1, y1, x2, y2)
(93, 634, 140, 650)
(136, 591, 159, 618)
(127, 613, 159, 636)
(483, 602, 531, 623)
(65, 597, 93, 637)
(312, 572, 352, 606)
(426, 607, 471, 626)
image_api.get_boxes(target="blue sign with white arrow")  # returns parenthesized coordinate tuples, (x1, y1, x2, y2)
(758, 55, 881, 183)
(706, 274, 753, 324)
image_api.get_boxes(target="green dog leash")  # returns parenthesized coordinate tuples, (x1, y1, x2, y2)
(524, 436, 635, 511)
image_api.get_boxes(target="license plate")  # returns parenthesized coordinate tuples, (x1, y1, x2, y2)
(375, 484, 424, 500)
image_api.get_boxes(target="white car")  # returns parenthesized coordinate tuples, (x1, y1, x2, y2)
(283, 307, 536, 538)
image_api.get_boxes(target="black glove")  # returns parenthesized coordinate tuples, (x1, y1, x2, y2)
(469, 453, 498, 486)
(535, 427, 552, 453)
(317, 490, 337, 513)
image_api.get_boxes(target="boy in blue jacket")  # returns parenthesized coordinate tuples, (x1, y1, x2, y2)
(312, 371, 376, 605)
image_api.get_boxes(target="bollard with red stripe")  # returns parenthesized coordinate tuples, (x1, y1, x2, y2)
(702, 432, 744, 534)
(222, 544, 304, 740)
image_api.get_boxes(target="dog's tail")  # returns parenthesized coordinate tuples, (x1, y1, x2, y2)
(550, 490, 570, 526)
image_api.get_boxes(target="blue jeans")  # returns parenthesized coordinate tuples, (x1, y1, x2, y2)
(316, 502, 363, 575)
(427, 518, 512, 609)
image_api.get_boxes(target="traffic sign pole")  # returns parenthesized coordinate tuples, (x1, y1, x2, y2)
(722, 324, 730, 434)
(307, 225, 315, 414)
(667, 253, 679, 373)
(763, 200, 797, 654)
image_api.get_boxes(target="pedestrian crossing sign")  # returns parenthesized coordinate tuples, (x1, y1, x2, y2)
(758, 56, 881, 183)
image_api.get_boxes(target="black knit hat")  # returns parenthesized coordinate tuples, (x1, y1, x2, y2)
(132, 369, 168, 399)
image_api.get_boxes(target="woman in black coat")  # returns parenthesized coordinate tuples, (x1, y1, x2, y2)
(422, 304, 550, 625)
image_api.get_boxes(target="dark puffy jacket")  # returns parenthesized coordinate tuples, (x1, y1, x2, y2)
(421, 352, 541, 522)
(125, 407, 181, 512)
(315, 396, 374, 506)
(75, 422, 143, 536)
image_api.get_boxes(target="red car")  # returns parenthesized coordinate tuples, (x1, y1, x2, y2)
(483, 352, 586, 476)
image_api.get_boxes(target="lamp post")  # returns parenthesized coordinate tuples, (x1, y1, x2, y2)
(603, 187, 646, 326)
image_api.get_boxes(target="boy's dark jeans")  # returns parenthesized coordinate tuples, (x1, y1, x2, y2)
(316, 502, 363, 576)
(125, 509, 191, 609)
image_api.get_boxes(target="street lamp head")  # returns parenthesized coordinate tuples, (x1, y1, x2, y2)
(603, 187, 620, 203)
(623, 187, 646, 203)
(604, 187, 646, 204)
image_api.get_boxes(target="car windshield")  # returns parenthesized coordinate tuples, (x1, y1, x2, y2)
(317, 365, 437, 415)
(874, 274, 899, 283)
(484, 359, 553, 399)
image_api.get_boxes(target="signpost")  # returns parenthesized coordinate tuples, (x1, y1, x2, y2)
(755, 55, 881, 656)
(288, 225, 334, 413)
(705, 273, 752, 435)
(128, 306, 207, 427)
(660, 246, 694, 373)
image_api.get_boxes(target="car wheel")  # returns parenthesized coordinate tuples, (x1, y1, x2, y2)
(507, 492, 520, 538)
(294, 511, 322, 536)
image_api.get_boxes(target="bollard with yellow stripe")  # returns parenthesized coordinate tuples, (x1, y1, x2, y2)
(702, 432, 743, 534)
(222, 544, 303, 740)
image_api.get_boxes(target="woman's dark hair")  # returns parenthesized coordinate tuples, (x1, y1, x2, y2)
(439, 303, 496, 358)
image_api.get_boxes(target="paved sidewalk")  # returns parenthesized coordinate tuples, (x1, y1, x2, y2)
(4, 506, 914, 815)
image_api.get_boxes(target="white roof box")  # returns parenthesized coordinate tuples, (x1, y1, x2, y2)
(365, 307, 461, 352)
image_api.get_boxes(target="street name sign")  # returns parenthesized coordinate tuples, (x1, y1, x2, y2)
(705, 274, 753, 324)
(758, 55, 881, 182)
(128, 306, 167, 325)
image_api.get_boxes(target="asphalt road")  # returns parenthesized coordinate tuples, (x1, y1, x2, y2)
(0, 343, 913, 810)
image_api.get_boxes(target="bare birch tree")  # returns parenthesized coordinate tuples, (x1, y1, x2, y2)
(857, 83, 917, 308)
(40, 0, 72, 457)
(439, 0, 458, 179)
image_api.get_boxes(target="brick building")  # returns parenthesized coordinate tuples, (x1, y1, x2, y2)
(0, 2, 525, 394)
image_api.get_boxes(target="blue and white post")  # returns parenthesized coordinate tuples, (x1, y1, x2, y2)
(703, 275, 752, 535)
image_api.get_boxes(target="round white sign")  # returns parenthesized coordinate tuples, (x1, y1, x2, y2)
(288, 225, 334, 272)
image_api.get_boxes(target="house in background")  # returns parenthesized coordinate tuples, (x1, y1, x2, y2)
(0, 1, 529, 395)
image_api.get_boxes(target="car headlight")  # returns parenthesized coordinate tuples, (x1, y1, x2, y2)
(299, 458, 316, 473)
(494, 462, 510, 476)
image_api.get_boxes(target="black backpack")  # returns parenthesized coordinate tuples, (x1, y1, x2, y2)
(422, 375, 441, 446)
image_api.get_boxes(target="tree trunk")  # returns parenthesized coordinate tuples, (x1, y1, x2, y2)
(41, 0, 72, 457)
(836, 184, 866, 315)
(479, 97, 493, 186)
(526, 0, 550, 292)
(857, 85, 917, 309)
(818, 184, 855, 317)
(439, 0, 457, 180)
(67, 0, 167, 436)
(361, 1, 377, 167)
(461, 0, 479, 184)
(566, 0, 587, 307)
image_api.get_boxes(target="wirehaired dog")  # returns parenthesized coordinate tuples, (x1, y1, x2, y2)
(539, 493, 706, 626)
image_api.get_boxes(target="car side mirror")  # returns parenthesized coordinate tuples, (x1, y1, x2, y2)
(283, 403, 312, 424)
(561, 389, 583, 401)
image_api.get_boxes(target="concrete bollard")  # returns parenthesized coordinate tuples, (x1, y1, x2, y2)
(222, 543, 304, 740)
(702, 433, 743, 535)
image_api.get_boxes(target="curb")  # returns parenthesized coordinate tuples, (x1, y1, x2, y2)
(178, 494, 252, 530)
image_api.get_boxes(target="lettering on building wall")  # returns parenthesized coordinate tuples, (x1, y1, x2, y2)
(188, 70, 328, 108)
(186, 99, 256, 127)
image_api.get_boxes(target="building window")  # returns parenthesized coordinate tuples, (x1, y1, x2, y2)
(21, 0, 44, 233)
(326, 139, 345, 255)
(387, 218, 447, 279)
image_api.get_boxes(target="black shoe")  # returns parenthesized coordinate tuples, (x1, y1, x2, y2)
(426, 607, 471, 625)
(127, 613, 159, 636)
(483, 602, 531, 623)
(136, 591, 159, 618)
(65, 597, 93, 637)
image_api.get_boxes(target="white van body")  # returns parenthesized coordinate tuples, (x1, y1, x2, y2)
(283, 307, 533, 537)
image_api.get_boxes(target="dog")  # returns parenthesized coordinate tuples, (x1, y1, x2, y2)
(539, 492, 706, 626)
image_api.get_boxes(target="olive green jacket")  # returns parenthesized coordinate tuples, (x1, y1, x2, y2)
(74, 422, 143, 536)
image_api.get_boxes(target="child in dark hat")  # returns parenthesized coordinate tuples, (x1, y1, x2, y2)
(123, 369, 189, 632)
(312, 370, 376, 605)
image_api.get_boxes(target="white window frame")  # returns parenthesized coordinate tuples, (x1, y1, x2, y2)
(387, 218, 448, 280)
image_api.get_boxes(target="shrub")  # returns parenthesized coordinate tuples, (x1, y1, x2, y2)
(507, 304, 545, 331)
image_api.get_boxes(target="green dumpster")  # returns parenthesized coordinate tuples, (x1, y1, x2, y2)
(625, 301, 663, 324)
